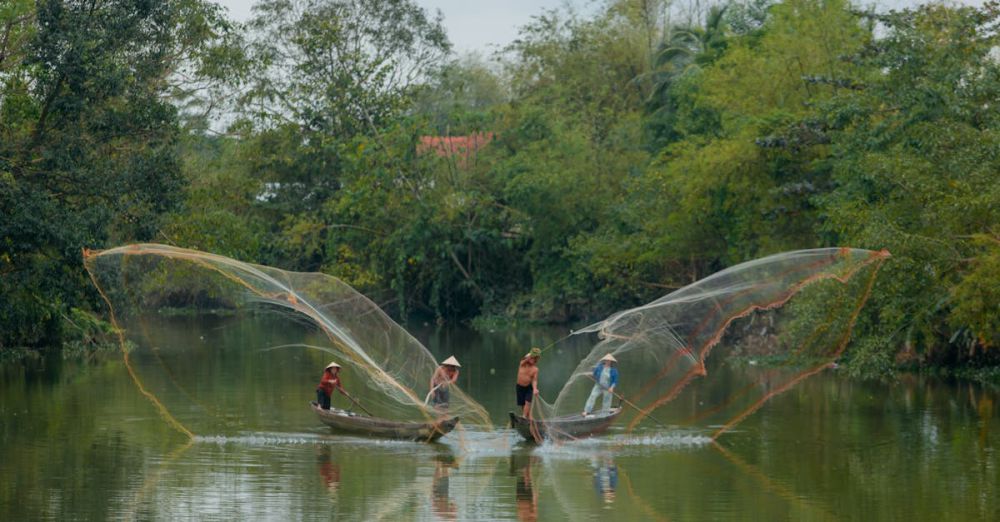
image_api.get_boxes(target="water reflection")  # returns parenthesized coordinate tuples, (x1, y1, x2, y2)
(431, 452, 459, 520)
(4, 323, 1000, 521)
(317, 445, 341, 498)
(971, 383, 994, 449)
(509, 452, 539, 522)
(591, 454, 618, 504)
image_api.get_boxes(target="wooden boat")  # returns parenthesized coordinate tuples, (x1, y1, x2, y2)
(311, 402, 459, 442)
(509, 408, 622, 442)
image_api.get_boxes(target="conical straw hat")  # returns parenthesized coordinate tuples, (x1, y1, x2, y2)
(600, 353, 617, 363)
(325, 361, 341, 370)
(441, 356, 461, 367)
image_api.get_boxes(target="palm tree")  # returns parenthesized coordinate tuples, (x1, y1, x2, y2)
(638, 4, 730, 148)
(648, 4, 729, 108)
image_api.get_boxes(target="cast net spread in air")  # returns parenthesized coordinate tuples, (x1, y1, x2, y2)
(533, 248, 890, 440)
(83, 244, 492, 438)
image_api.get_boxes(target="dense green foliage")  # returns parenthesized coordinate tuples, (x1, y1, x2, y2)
(1, 0, 234, 348)
(2, 0, 998, 373)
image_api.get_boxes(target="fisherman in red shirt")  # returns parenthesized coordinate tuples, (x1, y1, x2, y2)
(316, 361, 346, 410)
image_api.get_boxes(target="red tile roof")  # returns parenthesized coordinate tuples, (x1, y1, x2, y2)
(417, 132, 494, 167)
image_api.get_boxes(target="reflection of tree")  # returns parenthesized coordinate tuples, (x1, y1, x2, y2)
(969, 383, 993, 449)
(431, 453, 458, 521)
(509, 453, 539, 522)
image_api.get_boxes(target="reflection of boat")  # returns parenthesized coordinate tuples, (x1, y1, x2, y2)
(311, 402, 459, 442)
(509, 408, 622, 442)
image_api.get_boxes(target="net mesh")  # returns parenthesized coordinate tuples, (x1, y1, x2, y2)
(83, 244, 493, 437)
(536, 247, 890, 439)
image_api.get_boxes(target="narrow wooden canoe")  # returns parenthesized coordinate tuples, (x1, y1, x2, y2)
(311, 402, 459, 442)
(509, 408, 622, 442)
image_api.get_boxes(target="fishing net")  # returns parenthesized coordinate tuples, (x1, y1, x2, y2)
(535, 248, 890, 439)
(83, 244, 492, 438)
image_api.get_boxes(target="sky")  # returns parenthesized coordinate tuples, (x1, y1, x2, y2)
(215, 0, 584, 54)
(214, 0, 987, 55)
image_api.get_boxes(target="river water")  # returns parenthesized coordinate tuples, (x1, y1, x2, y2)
(1, 315, 997, 520)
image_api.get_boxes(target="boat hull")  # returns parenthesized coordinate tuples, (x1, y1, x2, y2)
(311, 402, 459, 442)
(509, 408, 621, 442)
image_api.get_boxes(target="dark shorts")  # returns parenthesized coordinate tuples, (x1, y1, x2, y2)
(316, 388, 331, 410)
(516, 384, 533, 406)
(432, 386, 450, 407)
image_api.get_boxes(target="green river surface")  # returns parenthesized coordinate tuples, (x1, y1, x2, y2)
(2, 314, 998, 521)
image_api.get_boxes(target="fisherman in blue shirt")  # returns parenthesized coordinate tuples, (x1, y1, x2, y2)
(583, 354, 618, 416)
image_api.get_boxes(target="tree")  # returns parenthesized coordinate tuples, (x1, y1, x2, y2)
(411, 55, 506, 135)
(819, 2, 1000, 366)
(229, 0, 452, 273)
(241, 0, 450, 135)
(584, 0, 865, 299)
(643, 3, 730, 151)
(0, 0, 233, 349)
(490, 4, 653, 318)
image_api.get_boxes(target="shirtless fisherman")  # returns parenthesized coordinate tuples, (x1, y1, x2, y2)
(516, 348, 542, 419)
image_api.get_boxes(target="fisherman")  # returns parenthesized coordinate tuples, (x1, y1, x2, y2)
(316, 361, 346, 410)
(429, 356, 461, 410)
(583, 354, 618, 416)
(516, 347, 542, 419)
